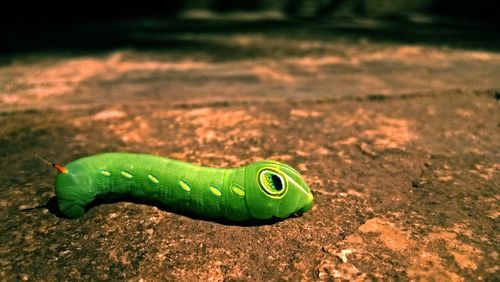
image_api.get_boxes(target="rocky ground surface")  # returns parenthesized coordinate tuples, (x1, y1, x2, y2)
(0, 18, 499, 281)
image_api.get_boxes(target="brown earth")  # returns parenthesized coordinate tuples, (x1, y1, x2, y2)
(0, 19, 499, 281)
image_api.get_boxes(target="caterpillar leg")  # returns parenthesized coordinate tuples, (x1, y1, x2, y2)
(59, 202, 86, 218)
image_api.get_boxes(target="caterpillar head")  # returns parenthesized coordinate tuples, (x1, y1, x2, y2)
(244, 160, 314, 220)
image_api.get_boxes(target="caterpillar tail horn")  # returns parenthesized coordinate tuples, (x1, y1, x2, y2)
(34, 153, 68, 174)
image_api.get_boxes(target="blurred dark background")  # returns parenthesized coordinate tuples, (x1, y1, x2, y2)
(1, 0, 499, 56)
(2, 0, 499, 23)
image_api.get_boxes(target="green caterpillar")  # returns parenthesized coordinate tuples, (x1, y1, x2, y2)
(48, 153, 313, 221)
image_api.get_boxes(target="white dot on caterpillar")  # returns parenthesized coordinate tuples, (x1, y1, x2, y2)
(231, 185, 245, 197)
(178, 180, 191, 192)
(148, 174, 159, 184)
(209, 185, 222, 197)
(100, 169, 111, 176)
(120, 171, 133, 179)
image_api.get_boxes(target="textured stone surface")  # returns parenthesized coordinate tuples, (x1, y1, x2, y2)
(1, 19, 499, 281)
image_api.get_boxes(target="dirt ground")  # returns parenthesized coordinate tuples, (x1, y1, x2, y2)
(0, 18, 499, 281)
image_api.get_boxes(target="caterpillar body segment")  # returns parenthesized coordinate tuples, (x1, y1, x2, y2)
(55, 153, 313, 221)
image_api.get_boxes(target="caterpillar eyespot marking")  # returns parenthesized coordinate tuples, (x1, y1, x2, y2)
(209, 185, 222, 197)
(257, 168, 287, 199)
(148, 174, 160, 184)
(120, 171, 133, 179)
(52, 153, 314, 221)
(178, 180, 191, 192)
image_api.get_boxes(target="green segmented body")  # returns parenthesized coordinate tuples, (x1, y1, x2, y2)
(55, 153, 314, 221)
